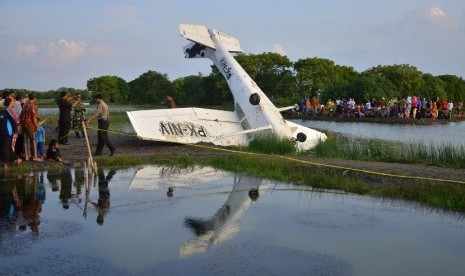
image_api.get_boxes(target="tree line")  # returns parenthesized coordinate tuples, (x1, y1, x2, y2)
(4, 53, 465, 106)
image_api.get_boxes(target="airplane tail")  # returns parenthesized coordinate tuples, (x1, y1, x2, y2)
(179, 24, 243, 58)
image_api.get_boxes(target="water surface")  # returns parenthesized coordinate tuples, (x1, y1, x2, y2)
(293, 119, 465, 148)
(1, 166, 464, 275)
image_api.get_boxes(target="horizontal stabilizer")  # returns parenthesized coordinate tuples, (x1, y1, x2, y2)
(179, 24, 243, 53)
(179, 24, 215, 49)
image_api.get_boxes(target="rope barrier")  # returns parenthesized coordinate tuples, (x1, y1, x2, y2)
(46, 121, 465, 185)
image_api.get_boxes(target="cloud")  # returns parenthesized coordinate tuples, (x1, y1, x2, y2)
(428, 7, 445, 18)
(12, 38, 120, 71)
(273, 43, 287, 56)
(41, 39, 86, 67)
(424, 6, 460, 31)
(16, 44, 39, 59)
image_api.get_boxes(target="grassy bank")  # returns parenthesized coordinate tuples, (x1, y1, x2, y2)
(312, 133, 465, 169)
(94, 152, 465, 212)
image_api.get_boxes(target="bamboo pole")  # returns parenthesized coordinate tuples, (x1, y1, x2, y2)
(82, 121, 97, 174)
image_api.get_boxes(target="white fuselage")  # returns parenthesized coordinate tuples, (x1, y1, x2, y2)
(206, 29, 293, 139)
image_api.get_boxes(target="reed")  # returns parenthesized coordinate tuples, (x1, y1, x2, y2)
(247, 133, 297, 155)
(314, 135, 465, 168)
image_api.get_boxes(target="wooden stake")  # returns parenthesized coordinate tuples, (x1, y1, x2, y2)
(82, 121, 97, 174)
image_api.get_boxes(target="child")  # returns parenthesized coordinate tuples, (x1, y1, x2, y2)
(46, 139, 62, 162)
(36, 118, 45, 161)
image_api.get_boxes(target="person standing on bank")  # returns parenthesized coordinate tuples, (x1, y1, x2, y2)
(0, 98, 19, 169)
(58, 91, 73, 145)
(85, 94, 116, 156)
(20, 94, 40, 161)
(166, 93, 176, 109)
(72, 92, 86, 138)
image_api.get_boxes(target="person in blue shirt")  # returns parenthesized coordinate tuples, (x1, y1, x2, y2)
(36, 118, 45, 161)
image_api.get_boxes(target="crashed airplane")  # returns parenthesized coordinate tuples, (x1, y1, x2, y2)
(127, 24, 326, 150)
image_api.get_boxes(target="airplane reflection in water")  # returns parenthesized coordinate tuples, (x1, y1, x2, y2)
(129, 165, 226, 192)
(129, 165, 267, 257)
(180, 175, 262, 257)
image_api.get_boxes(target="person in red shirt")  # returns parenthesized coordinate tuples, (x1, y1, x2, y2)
(20, 94, 40, 161)
(312, 97, 319, 115)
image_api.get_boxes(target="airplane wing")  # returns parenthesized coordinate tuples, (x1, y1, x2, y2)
(128, 165, 224, 191)
(126, 108, 249, 147)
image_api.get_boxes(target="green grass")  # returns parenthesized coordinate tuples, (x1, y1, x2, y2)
(247, 133, 297, 155)
(93, 152, 465, 212)
(313, 134, 465, 168)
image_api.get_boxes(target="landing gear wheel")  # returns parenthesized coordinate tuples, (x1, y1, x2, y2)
(249, 93, 260, 105)
(296, 132, 307, 142)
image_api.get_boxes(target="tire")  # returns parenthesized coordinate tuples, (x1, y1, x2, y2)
(294, 103, 303, 113)
(249, 93, 260, 105)
(296, 132, 307, 142)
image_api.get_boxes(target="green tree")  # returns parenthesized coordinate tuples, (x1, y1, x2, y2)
(128, 70, 175, 105)
(365, 64, 423, 97)
(87, 76, 129, 104)
(437, 75, 465, 102)
(293, 57, 357, 100)
(172, 74, 206, 106)
(325, 71, 396, 103)
(420, 74, 446, 100)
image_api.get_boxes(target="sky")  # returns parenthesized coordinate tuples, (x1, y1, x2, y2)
(1, 0, 464, 91)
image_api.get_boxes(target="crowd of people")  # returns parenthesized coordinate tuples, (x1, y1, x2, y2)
(0, 90, 116, 170)
(300, 95, 465, 120)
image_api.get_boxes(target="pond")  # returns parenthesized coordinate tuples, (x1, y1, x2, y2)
(292, 119, 465, 149)
(1, 165, 464, 275)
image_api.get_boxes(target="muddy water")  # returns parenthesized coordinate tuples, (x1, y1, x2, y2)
(1, 165, 464, 275)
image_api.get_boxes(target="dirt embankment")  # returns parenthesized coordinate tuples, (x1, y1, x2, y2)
(20, 125, 465, 184)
